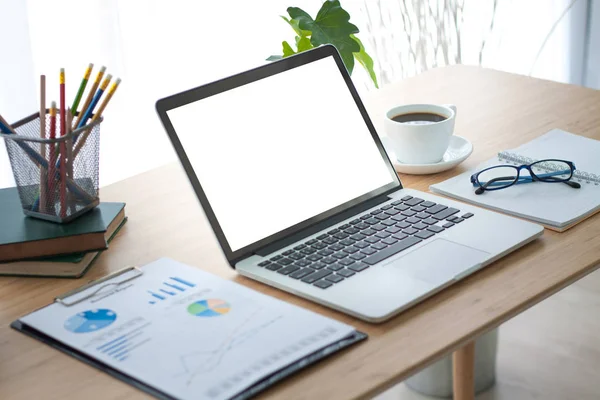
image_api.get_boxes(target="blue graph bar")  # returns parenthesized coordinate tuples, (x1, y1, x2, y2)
(149, 301, 156, 305)
(148, 290, 166, 300)
(108, 344, 129, 357)
(119, 355, 128, 362)
(159, 288, 175, 296)
(170, 276, 195, 287)
(101, 338, 128, 353)
(114, 349, 129, 359)
(97, 334, 127, 351)
(163, 282, 185, 292)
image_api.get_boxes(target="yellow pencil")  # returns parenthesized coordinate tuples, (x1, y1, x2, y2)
(73, 77, 121, 158)
(72, 66, 105, 128)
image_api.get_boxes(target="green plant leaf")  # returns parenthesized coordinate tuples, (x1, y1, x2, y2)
(351, 35, 378, 88)
(281, 16, 312, 37)
(282, 41, 296, 57)
(266, 55, 283, 61)
(288, 0, 360, 74)
(297, 36, 313, 52)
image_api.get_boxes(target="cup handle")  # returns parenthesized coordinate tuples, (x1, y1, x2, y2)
(443, 104, 457, 117)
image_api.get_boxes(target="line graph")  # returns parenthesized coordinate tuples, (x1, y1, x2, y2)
(202, 326, 339, 399)
(171, 307, 283, 385)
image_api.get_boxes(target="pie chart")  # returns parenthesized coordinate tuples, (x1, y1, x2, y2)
(64, 309, 117, 333)
(187, 299, 231, 317)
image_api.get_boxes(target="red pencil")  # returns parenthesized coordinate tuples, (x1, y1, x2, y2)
(59, 68, 67, 218)
(47, 101, 57, 214)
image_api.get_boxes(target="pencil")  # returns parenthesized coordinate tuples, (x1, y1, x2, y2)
(59, 68, 66, 218)
(39, 75, 47, 213)
(71, 63, 93, 116)
(65, 109, 75, 214)
(73, 66, 105, 129)
(73, 77, 120, 158)
(59, 68, 67, 218)
(60, 68, 66, 136)
(93, 77, 121, 118)
(47, 101, 57, 214)
(76, 73, 112, 129)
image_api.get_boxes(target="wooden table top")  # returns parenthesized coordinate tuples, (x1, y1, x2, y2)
(2, 66, 600, 400)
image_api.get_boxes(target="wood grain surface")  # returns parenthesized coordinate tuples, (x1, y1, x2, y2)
(453, 342, 476, 400)
(1, 66, 599, 400)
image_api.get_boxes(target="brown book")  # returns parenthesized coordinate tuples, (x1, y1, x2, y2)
(0, 217, 127, 278)
(0, 187, 126, 262)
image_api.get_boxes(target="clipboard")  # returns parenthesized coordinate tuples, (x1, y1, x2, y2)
(11, 265, 368, 400)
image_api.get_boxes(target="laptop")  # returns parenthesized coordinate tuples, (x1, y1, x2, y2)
(156, 45, 543, 323)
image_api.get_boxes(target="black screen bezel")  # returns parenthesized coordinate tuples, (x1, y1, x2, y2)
(156, 45, 401, 266)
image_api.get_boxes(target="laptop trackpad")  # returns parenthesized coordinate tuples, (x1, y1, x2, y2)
(386, 238, 490, 284)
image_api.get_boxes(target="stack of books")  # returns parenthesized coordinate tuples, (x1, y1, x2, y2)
(0, 187, 126, 278)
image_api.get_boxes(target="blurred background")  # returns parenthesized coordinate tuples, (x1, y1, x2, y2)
(0, 0, 598, 188)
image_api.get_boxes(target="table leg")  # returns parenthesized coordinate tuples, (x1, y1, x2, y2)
(452, 341, 475, 400)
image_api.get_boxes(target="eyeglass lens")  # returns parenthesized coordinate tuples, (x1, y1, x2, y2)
(530, 160, 572, 182)
(476, 166, 519, 189)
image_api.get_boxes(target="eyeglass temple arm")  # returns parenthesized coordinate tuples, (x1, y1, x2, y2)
(542, 176, 581, 188)
(475, 175, 580, 194)
(473, 169, 574, 188)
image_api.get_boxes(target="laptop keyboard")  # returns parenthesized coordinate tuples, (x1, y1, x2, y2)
(256, 196, 474, 290)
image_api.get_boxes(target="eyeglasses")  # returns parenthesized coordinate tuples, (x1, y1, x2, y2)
(470, 159, 581, 195)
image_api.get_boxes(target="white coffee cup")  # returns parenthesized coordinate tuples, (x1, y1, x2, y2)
(384, 104, 457, 164)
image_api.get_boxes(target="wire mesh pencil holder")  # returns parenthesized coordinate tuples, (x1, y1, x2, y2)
(1, 111, 102, 223)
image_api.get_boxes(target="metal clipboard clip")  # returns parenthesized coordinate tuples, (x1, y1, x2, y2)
(55, 266, 143, 306)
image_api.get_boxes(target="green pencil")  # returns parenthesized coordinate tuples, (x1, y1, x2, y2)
(70, 63, 93, 116)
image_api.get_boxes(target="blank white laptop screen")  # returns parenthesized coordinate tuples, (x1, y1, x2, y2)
(167, 56, 395, 252)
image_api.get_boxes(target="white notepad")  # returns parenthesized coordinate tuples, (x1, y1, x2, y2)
(430, 129, 600, 231)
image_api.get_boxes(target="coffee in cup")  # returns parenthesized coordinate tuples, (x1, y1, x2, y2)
(384, 104, 457, 164)
(390, 112, 447, 125)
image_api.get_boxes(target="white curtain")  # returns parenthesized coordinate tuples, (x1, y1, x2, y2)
(0, 0, 590, 189)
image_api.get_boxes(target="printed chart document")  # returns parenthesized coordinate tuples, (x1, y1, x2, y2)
(14, 258, 364, 400)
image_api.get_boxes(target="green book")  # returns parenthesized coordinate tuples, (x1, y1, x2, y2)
(0, 187, 126, 262)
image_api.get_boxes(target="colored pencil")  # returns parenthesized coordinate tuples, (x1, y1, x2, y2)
(65, 109, 74, 214)
(76, 73, 112, 129)
(47, 102, 57, 214)
(59, 68, 67, 217)
(93, 77, 120, 118)
(73, 66, 105, 128)
(71, 63, 93, 116)
(39, 75, 47, 213)
(73, 77, 120, 158)
(60, 68, 66, 136)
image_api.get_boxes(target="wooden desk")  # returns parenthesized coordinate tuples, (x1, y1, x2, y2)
(2, 66, 600, 400)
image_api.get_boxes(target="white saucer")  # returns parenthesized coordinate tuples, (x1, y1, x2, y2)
(381, 135, 473, 175)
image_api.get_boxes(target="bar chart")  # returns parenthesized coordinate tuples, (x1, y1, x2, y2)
(96, 323, 151, 362)
(148, 276, 196, 305)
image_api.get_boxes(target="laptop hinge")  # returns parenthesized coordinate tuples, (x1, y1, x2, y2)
(254, 191, 396, 257)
